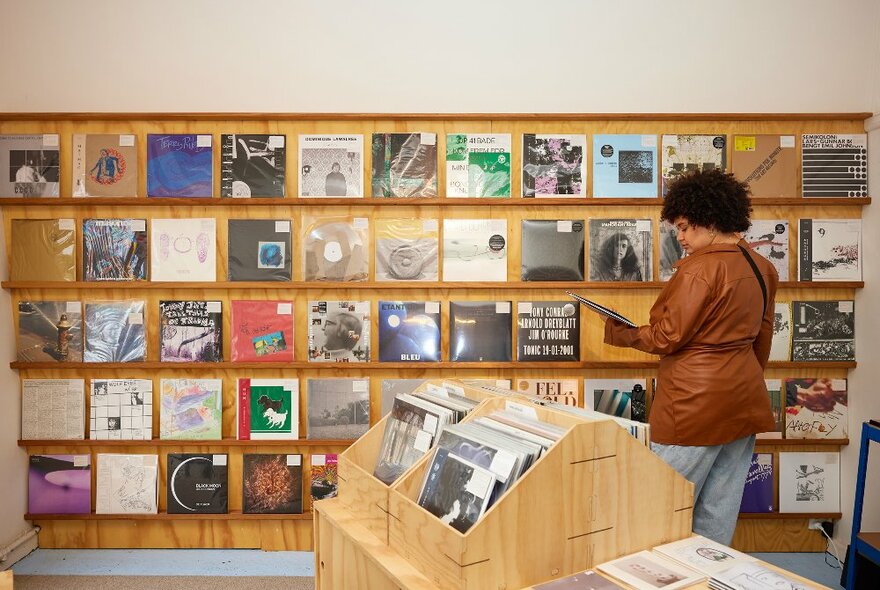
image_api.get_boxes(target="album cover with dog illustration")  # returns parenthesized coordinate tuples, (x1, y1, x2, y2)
(237, 378, 299, 440)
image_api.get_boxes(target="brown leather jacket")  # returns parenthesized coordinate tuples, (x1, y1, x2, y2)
(605, 240, 777, 445)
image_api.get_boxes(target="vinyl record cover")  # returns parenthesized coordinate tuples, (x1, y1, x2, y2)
(298, 134, 363, 197)
(658, 220, 686, 282)
(375, 218, 439, 281)
(308, 300, 370, 362)
(791, 300, 855, 362)
(90, 379, 153, 441)
(446, 133, 511, 197)
(374, 397, 438, 484)
(95, 453, 158, 514)
(84, 301, 146, 362)
(653, 535, 755, 576)
(802, 134, 868, 198)
(227, 218, 292, 281)
(731, 135, 797, 198)
(588, 219, 652, 281)
(10, 218, 76, 281)
(150, 218, 217, 282)
(516, 301, 579, 361)
(784, 378, 847, 439)
(533, 570, 626, 590)
(521, 134, 586, 197)
(167, 453, 228, 514)
(778, 452, 840, 513)
(660, 134, 727, 196)
(0, 134, 60, 197)
(520, 219, 585, 281)
(417, 447, 496, 533)
(242, 454, 302, 514)
(380, 379, 428, 417)
(739, 453, 774, 513)
(310, 454, 338, 501)
(303, 215, 369, 281)
(770, 302, 792, 362)
(160, 379, 223, 440)
(758, 378, 784, 439)
(596, 551, 705, 590)
(442, 219, 507, 281)
(21, 379, 84, 440)
(378, 301, 441, 362)
(306, 378, 370, 440)
(593, 134, 658, 198)
(515, 378, 578, 406)
(744, 220, 789, 281)
(449, 301, 512, 362)
(147, 134, 213, 197)
(72, 134, 138, 197)
(237, 378, 299, 440)
(798, 219, 862, 281)
(17, 301, 83, 362)
(584, 379, 648, 422)
(82, 218, 148, 281)
(220, 134, 286, 198)
(159, 300, 222, 362)
(230, 300, 294, 362)
(28, 454, 91, 514)
(371, 132, 437, 197)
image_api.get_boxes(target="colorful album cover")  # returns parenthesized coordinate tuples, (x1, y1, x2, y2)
(82, 218, 148, 281)
(230, 300, 294, 362)
(147, 133, 213, 197)
(160, 379, 223, 440)
(220, 134, 286, 197)
(242, 454, 303, 514)
(310, 454, 338, 502)
(446, 133, 511, 197)
(28, 455, 91, 514)
(593, 134, 658, 198)
(159, 300, 222, 362)
(308, 300, 370, 362)
(784, 378, 847, 439)
(17, 301, 83, 362)
(522, 134, 586, 197)
(72, 134, 138, 197)
(237, 378, 299, 440)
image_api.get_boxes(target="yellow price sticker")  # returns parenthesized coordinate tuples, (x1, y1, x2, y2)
(735, 136, 756, 151)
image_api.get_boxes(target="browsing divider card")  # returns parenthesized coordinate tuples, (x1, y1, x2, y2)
(592, 134, 658, 198)
(151, 218, 217, 282)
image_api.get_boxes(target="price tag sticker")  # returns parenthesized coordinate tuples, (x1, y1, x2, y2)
(353, 217, 368, 230)
(213, 455, 227, 466)
(780, 136, 795, 148)
(268, 136, 285, 149)
(119, 134, 135, 147)
(66, 301, 82, 313)
(420, 133, 436, 146)
(496, 301, 510, 314)
(128, 313, 144, 325)
(73, 456, 89, 467)
(839, 301, 854, 313)
(426, 384, 448, 397)
(489, 450, 516, 482)
(58, 219, 75, 230)
(641, 135, 657, 148)
(496, 380, 511, 389)
(425, 301, 440, 314)
(275, 221, 290, 233)
(518, 302, 533, 314)
(355, 301, 370, 314)
(287, 455, 302, 466)
(505, 401, 538, 420)
(207, 301, 222, 313)
(423, 414, 439, 434)
(197, 135, 212, 148)
(832, 379, 847, 391)
(423, 219, 439, 232)
(636, 220, 651, 233)
(557, 220, 573, 233)
(43, 134, 60, 148)
(312, 454, 326, 466)
(442, 382, 465, 396)
(353, 380, 368, 392)
(277, 303, 292, 315)
(735, 136, 756, 152)
(765, 379, 781, 389)
(132, 220, 146, 232)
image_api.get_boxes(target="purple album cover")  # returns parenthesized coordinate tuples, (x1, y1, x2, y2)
(28, 454, 91, 514)
(147, 134, 213, 198)
(739, 453, 774, 513)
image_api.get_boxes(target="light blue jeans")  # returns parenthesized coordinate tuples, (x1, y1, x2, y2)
(651, 435, 756, 545)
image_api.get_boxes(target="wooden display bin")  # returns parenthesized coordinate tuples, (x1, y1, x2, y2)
(316, 382, 694, 590)
(335, 379, 510, 545)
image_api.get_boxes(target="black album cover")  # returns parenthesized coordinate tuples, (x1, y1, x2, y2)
(792, 301, 855, 362)
(220, 134, 286, 197)
(449, 301, 512, 362)
(520, 219, 585, 281)
(417, 448, 496, 533)
(378, 301, 441, 362)
(516, 301, 579, 361)
(242, 454, 302, 514)
(167, 454, 228, 514)
(227, 219, 292, 281)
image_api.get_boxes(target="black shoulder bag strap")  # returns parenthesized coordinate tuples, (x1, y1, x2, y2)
(738, 244, 767, 316)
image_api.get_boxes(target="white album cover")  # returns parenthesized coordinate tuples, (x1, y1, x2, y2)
(96, 453, 158, 514)
(298, 134, 363, 197)
(442, 219, 507, 281)
(151, 218, 216, 281)
(778, 452, 840, 513)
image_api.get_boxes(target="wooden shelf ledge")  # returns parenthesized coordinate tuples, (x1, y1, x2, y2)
(1, 280, 865, 290)
(18, 438, 354, 448)
(0, 196, 871, 207)
(755, 438, 849, 446)
(738, 512, 842, 520)
(8, 360, 857, 370)
(26, 510, 314, 521)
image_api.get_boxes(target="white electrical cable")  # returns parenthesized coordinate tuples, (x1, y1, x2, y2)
(818, 526, 843, 569)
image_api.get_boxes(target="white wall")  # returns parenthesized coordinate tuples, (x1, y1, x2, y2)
(1, 0, 879, 559)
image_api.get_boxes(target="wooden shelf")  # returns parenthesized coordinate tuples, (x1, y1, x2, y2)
(0, 196, 871, 207)
(26, 510, 314, 521)
(857, 532, 880, 551)
(738, 512, 842, 520)
(754, 438, 849, 446)
(8, 360, 858, 370)
(1, 280, 865, 291)
(0, 111, 872, 121)
(18, 438, 354, 448)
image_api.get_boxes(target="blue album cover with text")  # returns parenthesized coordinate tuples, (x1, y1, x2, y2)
(147, 134, 213, 197)
(592, 134, 658, 198)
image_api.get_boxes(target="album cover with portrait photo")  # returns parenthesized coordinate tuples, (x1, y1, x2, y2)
(298, 134, 363, 197)
(588, 219, 653, 282)
(72, 134, 138, 197)
(308, 300, 370, 362)
(593, 134, 658, 198)
(0, 134, 60, 197)
(220, 134, 286, 198)
(230, 300, 294, 362)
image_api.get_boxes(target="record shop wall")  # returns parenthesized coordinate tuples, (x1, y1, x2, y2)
(0, 0, 880, 555)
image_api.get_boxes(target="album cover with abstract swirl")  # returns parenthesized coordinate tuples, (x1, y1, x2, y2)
(242, 454, 302, 514)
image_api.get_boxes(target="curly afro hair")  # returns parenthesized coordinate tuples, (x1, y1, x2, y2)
(661, 169, 752, 233)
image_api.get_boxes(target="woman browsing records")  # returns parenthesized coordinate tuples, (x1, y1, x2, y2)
(604, 169, 777, 545)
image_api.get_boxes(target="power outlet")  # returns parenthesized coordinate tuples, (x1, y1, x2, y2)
(808, 519, 834, 537)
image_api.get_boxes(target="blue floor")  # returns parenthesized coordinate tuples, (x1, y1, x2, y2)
(11, 549, 843, 587)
